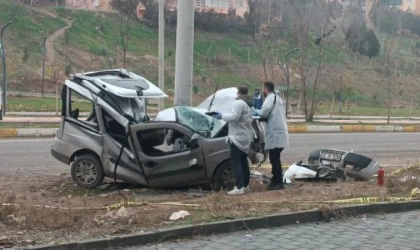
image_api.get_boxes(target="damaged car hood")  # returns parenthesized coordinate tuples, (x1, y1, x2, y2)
(197, 87, 238, 114)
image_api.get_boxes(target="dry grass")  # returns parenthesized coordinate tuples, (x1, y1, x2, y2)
(386, 166, 420, 196)
(0, 165, 419, 247)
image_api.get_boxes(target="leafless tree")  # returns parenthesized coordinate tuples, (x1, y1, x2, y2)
(46, 59, 64, 116)
(248, 0, 286, 81)
(111, 0, 140, 68)
(287, 1, 340, 121)
(381, 38, 398, 124)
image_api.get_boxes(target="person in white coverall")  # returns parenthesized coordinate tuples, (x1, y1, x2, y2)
(213, 86, 254, 195)
(255, 81, 289, 190)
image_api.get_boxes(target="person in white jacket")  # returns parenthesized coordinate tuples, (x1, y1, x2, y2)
(255, 82, 289, 190)
(214, 86, 254, 195)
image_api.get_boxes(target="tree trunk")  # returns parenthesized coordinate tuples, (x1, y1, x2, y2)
(303, 89, 310, 122)
(297, 92, 302, 113)
(121, 34, 127, 68)
(263, 62, 268, 81)
(123, 49, 126, 68)
(329, 94, 335, 118)
(410, 98, 413, 119)
(55, 83, 59, 116)
(346, 97, 349, 111)
(354, 54, 357, 67)
(306, 111, 314, 122)
(387, 81, 391, 124)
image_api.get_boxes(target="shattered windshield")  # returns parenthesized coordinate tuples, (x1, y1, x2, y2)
(175, 107, 224, 138)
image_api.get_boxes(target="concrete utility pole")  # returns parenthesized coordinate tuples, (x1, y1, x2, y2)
(1, 21, 12, 117)
(174, 0, 195, 106)
(158, 0, 165, 111)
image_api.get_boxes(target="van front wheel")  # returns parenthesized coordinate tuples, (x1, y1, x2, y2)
(213, 161, 235, 191)
(71, 154, 104, 189)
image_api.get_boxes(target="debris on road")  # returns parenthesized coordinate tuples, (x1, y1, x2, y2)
(284, 164, 317, 184)
(169, 210, 190, 221)
(115, 206, 128, 218)
(250, 170, 271, 184)
(187, 188, 206, 198)
(284, 149, 380, 183)
(400, 176, 420, 183)
(411, 188, 420, 198)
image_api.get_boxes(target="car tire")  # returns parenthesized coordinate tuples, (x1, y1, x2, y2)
(71, 154, 104, 189)
(212, 161, 235, 191)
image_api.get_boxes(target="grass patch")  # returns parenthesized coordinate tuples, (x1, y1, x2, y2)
(0, 123, 59, 129)
(56, 8, 159, 57)
(54, 8, 262, 97)
(0, 0, 66, 55)
(316, 104, 420, 117)
(7, 96, 91, 112)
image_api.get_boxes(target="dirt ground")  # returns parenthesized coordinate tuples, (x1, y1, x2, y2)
(0, 165, 419, 248)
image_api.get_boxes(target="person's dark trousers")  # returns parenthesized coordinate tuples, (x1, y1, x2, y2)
(269, 147, 284, 185)
(241, 148, 250, 188)
(230, 142, 250, 189)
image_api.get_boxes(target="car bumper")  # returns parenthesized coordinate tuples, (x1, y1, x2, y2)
(346, 161, 380, 181)
(51, 137, 71, 164)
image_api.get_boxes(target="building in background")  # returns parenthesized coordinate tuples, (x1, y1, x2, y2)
(328, 0, 420, 14)
(65, 0, 112, 11)
(65, 0, 249, 18)
(189, 0, 249, 17)
(145, 0, 249, 18)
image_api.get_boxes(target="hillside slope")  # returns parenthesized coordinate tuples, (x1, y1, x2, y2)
(2, 1, 420, 112)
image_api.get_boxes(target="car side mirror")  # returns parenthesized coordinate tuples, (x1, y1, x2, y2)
(190, 134, 200, 149)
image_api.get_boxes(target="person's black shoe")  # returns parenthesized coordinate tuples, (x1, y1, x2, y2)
(268, 183, 285, 190)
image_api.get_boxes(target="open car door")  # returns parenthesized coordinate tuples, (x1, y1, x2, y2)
(130, 122, 207, 188)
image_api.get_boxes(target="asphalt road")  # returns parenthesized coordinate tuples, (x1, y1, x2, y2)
(134, 211, 420, 250)
(1, 133, 420, 172)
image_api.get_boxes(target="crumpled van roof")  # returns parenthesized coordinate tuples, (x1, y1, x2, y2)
(73, 69, 167, 99)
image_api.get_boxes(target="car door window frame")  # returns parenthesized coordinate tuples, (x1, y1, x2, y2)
(131, 122, 195, 157)
(65, 86, 99, 134)
(137, 127, 192, 157)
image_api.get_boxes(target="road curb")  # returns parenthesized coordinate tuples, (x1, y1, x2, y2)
(26, 201, 420, 250)
(0, 128, 56, 138)
(1, 125, 420, 138)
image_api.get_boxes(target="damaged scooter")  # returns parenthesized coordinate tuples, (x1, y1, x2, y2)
(284, 149, 380, 184)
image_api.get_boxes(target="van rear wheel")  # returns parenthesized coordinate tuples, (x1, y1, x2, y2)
(71, 154, 104, 189)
